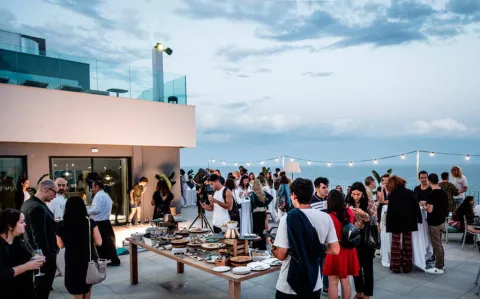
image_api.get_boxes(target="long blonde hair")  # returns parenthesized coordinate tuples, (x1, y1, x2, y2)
(252, 179, 265, 202)
(451, 166, 463, 178)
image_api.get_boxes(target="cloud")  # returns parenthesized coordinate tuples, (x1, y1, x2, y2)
(153, 31, 171, 41)
(222, 102, 248, 111)
(43, 0, 115, 29)
(200, 133, 232, 143)
(255, 68, 272, 73)
(302, 71, 333, 77)
(236, 74, 249, 78)
(330, 119, 357, 135)
(215, 45, 290, 62)
(407, 118, 468, 135)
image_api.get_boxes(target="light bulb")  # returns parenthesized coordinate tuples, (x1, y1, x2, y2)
(260, 161, 264, 165)
(429, 152, 435, 157)
(401, 154, 405, 160)
(290, 158, 294, 162)
(275, 158, 279, 162)
(349, 161, 353, 167)
(222, 161, 226, 165)
(327, 162, 331, 167)
(212, 159, 216, 163)
(307, 160, 311, 165)
(373, 159, 378, 164)
(247, 162, 250, 166)
(466, 155, 471, 161)
(234, 162, 238, 166)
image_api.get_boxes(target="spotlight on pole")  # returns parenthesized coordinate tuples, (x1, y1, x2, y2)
(154, 43, 173, 55)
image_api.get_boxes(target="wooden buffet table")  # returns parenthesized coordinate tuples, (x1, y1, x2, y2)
(127, 238, 280, 299)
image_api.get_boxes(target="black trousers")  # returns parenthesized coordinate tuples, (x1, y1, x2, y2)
(353, 243, 375, 296)
(252, 212, 267, 250)
(34, 254, 57, 299)
(96, 220, 120, 264)
(276, 289, 321, 299)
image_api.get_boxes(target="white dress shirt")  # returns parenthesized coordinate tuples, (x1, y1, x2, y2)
(88, 190, 112, 222)
(24, 190, 31, 201)
(48, 194, 67, 220)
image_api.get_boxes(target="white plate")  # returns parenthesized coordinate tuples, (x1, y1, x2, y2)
(232, 266, 251, 275)
(213, 266, 231, 273)
(261, 258, 283, 266)
(247, 262, 270, 271)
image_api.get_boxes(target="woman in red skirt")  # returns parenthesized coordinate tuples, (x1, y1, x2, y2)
(323, 189, 360, 299)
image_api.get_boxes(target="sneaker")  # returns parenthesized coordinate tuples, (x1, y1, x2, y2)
(425, 267, 444, 274)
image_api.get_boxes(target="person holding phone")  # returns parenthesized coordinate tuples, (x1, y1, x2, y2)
(200, 174, 233, 233)
(1, 209, 46, 299)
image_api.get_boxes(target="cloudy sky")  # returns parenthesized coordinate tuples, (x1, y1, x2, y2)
(2, 0, 480, 166)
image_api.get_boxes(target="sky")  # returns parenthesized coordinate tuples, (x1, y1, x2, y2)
(1, 0, 480, 167)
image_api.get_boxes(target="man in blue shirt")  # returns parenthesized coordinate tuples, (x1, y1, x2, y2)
(88, 180, 120, 266)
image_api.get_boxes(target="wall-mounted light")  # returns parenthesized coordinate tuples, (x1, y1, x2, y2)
(91, 148, 99, 153)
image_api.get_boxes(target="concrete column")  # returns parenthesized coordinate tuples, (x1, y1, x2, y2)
(152, 49, 164, 102)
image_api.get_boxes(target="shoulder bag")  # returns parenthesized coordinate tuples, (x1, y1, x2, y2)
(86, 218, 107, 284)
(364, 216, 379, 248)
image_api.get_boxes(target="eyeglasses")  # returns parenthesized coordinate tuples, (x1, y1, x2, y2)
(48, 188, 57, 196)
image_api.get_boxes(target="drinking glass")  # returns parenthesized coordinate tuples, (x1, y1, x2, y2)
(32, 249, 45, 277)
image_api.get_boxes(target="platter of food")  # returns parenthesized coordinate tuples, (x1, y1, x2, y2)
(188, 227, 210, 234)
(201, 243, 225, 250)
(161, 234, 183, 241)
(261, 258, 283, 266)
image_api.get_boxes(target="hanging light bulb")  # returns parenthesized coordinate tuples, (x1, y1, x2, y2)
(290, 158, 294, 162)
(64, 171, 71, 176)
(349, 161, 354, 167)
(373, 159, 378, 164)
(275, 157, 279, 162)
(401, 154, 406, 160)
(307, 160, 312, 165)
(212, 159, 216, 163)
(429, 152, 435, 157)
(105, 175, 112, 181)
(222, 161, 226, 165)
(466, 155, 471, 161)
(260, 161, 264, 165)
(247, 162, 250, 166)
(234, 162, 238, 166)
(327, 162, 331, 167)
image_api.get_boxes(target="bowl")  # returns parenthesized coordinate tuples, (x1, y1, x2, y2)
(173, 214, 184, 222)
(131, 233, 144, 242)
(227, 221, 238, 230)
(221, 225, 228, 232)
(250, 249, 271, 262)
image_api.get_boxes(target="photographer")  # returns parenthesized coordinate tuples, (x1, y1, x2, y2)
(200, 174, 233, 233)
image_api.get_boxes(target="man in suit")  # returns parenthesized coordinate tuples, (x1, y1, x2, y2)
(21, 179, 59, 299)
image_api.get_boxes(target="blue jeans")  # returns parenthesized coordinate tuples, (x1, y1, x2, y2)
(320, 252, 328, 290)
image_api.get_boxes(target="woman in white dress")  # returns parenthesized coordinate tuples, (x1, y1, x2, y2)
(237, 175, 252, 235)
(450, 166, 468, 209)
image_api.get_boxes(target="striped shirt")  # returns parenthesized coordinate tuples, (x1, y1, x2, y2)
(311, 194, 327, 212)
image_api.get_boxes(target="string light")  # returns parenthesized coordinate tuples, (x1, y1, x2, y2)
(327, 162, 331, 167)
(401, 154, 406, 160)
(247, 162, 250, 166)
(349, 161, 353, 167)
(290, 158, 294, 162)
(307, 160, 312, 165)
(275, 157, 279, 162)
(373, 159, 378, 164)
(212, 159, 216, 163)
(466, 155, 471, 161)
(234, 162, 238, 166)
(222, 161, 226, 165)
(260, 161, 264, 165)
(429, 152, 435, 157)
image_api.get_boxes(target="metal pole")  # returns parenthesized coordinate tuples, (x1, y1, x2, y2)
(416, 150, 420, 183)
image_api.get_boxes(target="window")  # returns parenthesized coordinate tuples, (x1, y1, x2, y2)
(0, 156, 27, 210)
(51, 157, 130, 224)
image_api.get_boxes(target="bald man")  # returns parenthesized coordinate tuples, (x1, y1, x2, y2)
(48, 178, 68, 221)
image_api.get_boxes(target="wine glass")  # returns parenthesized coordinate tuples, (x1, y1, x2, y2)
(32, 249, 45, 277)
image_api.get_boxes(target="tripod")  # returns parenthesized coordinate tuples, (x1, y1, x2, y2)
(188, 184, 213, 232)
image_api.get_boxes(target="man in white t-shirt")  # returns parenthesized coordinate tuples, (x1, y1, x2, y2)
(201, 174, 233, 233)
(268, 178, 339, 298)
(48, 178, 68, 221)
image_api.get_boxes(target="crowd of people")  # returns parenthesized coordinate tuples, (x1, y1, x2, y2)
(0, 164, 477, 299)
(0, 178, 120, 299)
(194, 165, 476, 299)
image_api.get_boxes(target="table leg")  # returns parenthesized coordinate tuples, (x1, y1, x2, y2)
(229, 281, 241, 299)
(130, 242, 138, 285)
(177, 261, 184, 273)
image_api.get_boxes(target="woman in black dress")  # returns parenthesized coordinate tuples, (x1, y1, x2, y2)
(151, 180, 174, 220)
(0, 209, 45, 299)
(56, 196, 102, 299)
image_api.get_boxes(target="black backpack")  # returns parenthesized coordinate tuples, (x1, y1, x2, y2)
(223, 188, 240, 222)
(341, 220, 361, 249)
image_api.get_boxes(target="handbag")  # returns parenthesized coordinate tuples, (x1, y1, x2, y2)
(86, 218, 107, 285)
(364, 216, 379, 248)
(448, 219, 461, 229)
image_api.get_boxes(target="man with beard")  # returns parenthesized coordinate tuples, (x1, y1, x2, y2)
(48, 178, 68, 223)
(88, 180, 120, 266)
(21, 179, 59, 299)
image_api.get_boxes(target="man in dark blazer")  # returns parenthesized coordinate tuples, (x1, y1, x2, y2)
(21, 179, 59, 299)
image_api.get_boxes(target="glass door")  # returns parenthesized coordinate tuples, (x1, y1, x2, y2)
(92, 158, 129, 225)
(0, 156, 27, 210)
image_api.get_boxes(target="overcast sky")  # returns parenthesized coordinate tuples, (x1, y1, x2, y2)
(2, 0, 480, 167)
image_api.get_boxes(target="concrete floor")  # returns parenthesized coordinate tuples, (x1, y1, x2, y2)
(50, 206, 480, 299)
